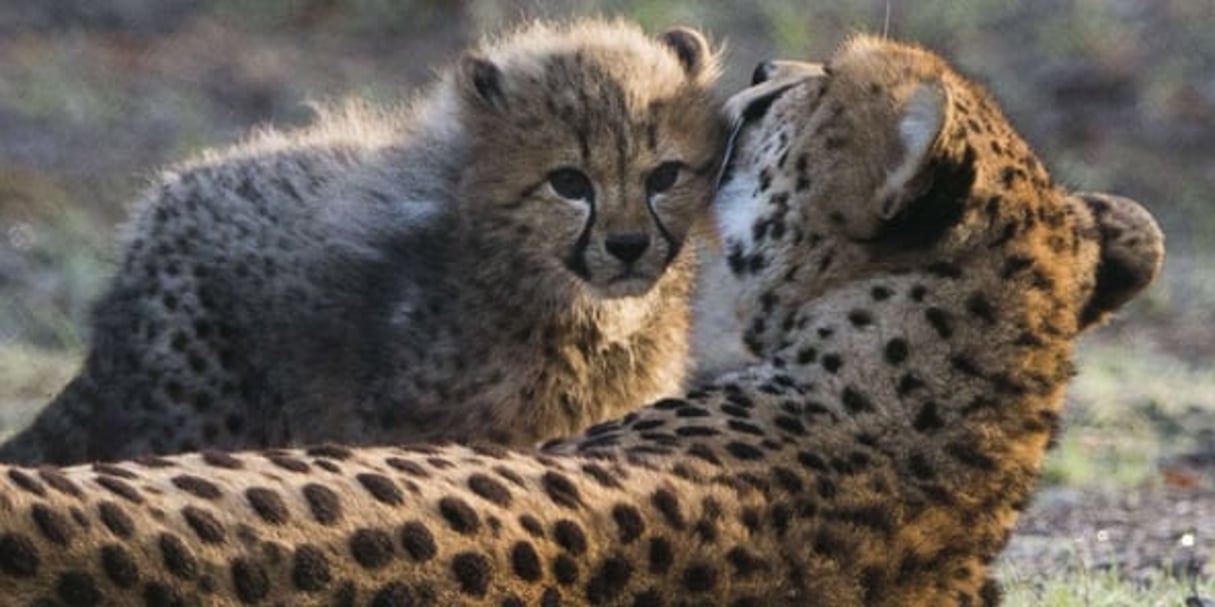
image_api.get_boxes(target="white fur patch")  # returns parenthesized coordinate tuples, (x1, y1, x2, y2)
(714, 172, 761, 251)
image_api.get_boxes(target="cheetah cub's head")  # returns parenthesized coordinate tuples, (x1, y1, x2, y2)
(452, 19, 725, 298)
(716, 36, 1163, 356)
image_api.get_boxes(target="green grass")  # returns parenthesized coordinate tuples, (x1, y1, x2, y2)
(1040, 338, 1215, 488)
(1001, 562, 1214, 606)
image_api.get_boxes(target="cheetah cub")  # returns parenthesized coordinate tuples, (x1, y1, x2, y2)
(0, 19, 725, 464)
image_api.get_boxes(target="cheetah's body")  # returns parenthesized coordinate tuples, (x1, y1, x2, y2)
(0, 37, 1163, 605)
(0, 20, 725, 464)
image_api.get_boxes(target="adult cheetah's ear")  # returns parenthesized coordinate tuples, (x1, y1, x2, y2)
(458, 54, 508, 112)
(873, 81, 948, 222)
(1075, 192, 1165, 329)
(657, 27, 718, 82)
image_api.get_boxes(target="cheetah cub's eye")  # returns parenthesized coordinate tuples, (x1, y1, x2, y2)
(548, 168, 594, 202)
(646, 161, 682, 196)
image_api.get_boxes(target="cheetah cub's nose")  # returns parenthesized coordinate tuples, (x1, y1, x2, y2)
(605, 232, 651, 264)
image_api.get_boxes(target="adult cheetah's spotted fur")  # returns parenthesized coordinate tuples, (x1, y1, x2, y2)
(0, 36, 1163, 606)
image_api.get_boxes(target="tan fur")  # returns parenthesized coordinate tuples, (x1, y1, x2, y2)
(0, 19, 726, 464)
(0, 37, 1164, 605)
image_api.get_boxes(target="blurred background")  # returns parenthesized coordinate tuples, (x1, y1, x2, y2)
(0, 0, 1212, 599)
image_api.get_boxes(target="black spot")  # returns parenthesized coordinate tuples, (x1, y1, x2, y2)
(841, 386, 874, 414)
(925, 307, 954, 338)
(38, 468, 82, 497)
(946, 441, 997, 470)
(914, 401, 945, 432)
(612, 504, 645, 544)
(847, 309, 874, 327)
(951, 355, 983, 377)
(926, 261, 963, 279)
(96, 476, 143, 503)
(267, 455, 310, 473)
(686, 443, 722, 465)
(451, 551, 492, 596)
(0, 533, 40, 577)
(518, 514, 545, 538)
(683, 563, 717, 592)
(884, 338, 909, 364)
(158, 533, 198, 580)
(306, 444, 352, 460)
(371, 582, 417, 607)
(386, 457, 430, 478)
(357, 473, 405, 506)
(726, 547, 767, 577)
(202, 451, 244, 469)
(439, 497, 481, 535)
(774, 415, 807, 436)
(542, 471, 583, 509)
(553, 554, 579, 585)
(101, 544, 139, 588)
(32, 504, 73, 546)
(825, 505, 895, 536)
(8, 469, 45, 496)
(57, 570, 101, 606)
(966, 293, 997, 324)
(585, 555, 632, 604)
(303, 483, 343, 525)
(910, 285, 928, 302)
(1001, 255, 1034, 278)
(511, 541, 542, 581)
(291, 544, 332, 592)
(721, 404, 751, 418)
(231, 558, 270, 603)
(821, 354, 843, 373)
(648, 537, 674, 573)
(728, 419, 765, 435)
(633, 589, 662, 607)
(245, 487, 289, 524)
(350, 528, 394, 569)
(143, 581, 186, 607)
(467, 473, 512, 507)
(170, 475, 221, 500)
(553, 519, 588, 555)
(871, 286, 893, 301)
(771, 467, 804, 493)
(181, 506, 225, 544)
(725, 441, 765, 460)
(897, 373, 926, 396)
(400, 521, 438, 562)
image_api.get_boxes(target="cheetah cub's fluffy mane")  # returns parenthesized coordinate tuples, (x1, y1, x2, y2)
(0, 18, 726, 464)
(0, 36, 1162, 606)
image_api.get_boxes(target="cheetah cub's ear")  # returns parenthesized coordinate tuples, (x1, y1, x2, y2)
(458, 55, 508, 111)
(657, 26, 717, 82)
(874, 81, 949, 222)
(1074, 192, 1165, 329)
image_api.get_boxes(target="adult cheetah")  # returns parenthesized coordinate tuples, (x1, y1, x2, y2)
(0, 36, 1163, 605)
(0, 19, 726, 464)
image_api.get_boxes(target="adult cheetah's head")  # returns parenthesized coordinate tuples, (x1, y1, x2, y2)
(716, 35, 1163, 356)
(453, 19, 726, 298)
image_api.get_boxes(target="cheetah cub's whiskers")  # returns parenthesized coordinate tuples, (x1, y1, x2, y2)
(0, 36, 1163, 606)
(0, 19, 726, 465)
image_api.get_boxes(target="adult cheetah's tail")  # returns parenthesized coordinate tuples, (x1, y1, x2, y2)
(0, 373, 96, 466)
